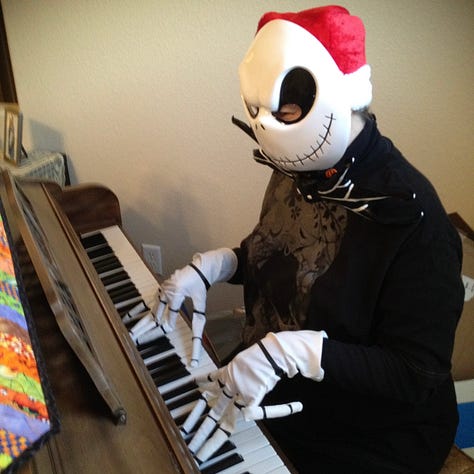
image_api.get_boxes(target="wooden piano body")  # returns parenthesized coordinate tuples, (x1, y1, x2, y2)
(0, 172, 200, 473)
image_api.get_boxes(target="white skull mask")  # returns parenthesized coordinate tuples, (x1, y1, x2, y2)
(239, 19, 367, 173)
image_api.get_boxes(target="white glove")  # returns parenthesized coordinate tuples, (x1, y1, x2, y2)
(183, 330, 326, 463)
(130, 248, 237, 366)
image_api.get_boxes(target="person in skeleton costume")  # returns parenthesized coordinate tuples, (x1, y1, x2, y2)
(135, 6, 464, 473)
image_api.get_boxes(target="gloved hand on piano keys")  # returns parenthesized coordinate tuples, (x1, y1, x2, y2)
(182, 330, 327, 463)
(129, 248, 237, 367)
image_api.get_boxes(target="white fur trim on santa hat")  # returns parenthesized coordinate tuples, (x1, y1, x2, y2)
(343, 64, 372, 110)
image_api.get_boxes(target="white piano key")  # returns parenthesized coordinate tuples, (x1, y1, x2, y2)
(104, 277, 132, 292)
(114, 295, 143, 310)
(219, 445, 283, 474)
(225, 423, 270, 457)
(142, 345, 184, 368)
(97, 266, 125, 280)
(227, 424, 262, 447)
(268, 465, 292, 473)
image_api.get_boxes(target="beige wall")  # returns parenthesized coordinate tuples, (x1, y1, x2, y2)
(2, 0, 473, 311)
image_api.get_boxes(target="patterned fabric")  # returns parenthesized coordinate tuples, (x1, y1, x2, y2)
(241, 170, 347, 344)
(0, 206, 57, 472)
(1, 151, 66, 186)
(0, 429, 30, 466)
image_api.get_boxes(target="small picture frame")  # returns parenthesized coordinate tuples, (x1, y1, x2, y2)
(4, 107, 23, 165)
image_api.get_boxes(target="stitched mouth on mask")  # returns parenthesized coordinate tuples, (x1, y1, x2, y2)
(267, 113, 335, 169)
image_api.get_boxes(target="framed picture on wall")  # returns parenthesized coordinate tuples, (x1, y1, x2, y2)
(3, 107, 23, 165)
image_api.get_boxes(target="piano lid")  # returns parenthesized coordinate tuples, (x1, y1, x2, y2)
(3, 171, 127, 425)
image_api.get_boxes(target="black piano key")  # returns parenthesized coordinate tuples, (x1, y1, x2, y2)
(93, 256, 123, 273)
(87, 245, 111, 258)
(147, 353, 182, 372)
(101, 270, 130, 286)
(92, 254, 120, 267)
(200, 453, 244, 474)
(108, 282, 138, 299)
(209, 441, 236, 459)
(166, 389, 201, 411)
(110, 288, 140, 304)
(112, 294, 142, 308)
(137, 335, 171, 351)
(153, 366, 190, 387)
(149, 362, 187, 382)
(139, 337, 174, 358)
(81, 232, 107, 248)
(94, 261, 123, 275)
(109, 282, 137, 295)
(153, 365, 190, 386)
(174, 413, 189, 427)
(194, 441, 239, 471)
(150, 362, 187, 383)
(162, 381, 198, 402)
(87, 245, 115, 260)
(124, 316, 141, 328)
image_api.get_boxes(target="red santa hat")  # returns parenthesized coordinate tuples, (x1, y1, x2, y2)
(257, 5, 372, 110)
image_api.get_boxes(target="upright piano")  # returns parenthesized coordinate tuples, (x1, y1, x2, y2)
(0, 172, 292, 474)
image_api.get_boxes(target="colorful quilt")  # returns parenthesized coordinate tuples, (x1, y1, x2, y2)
(0, 206, 58, 472)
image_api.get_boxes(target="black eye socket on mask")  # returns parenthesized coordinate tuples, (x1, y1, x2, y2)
(278, 67, 316, 123)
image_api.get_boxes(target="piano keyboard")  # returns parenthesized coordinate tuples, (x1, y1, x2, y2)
(80, 226, 291, 474)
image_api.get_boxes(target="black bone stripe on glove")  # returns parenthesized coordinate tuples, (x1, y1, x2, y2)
(183, 330, 326, 463)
